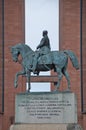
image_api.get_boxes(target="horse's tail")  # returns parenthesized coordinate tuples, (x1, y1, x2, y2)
(64, 50, 79, 70)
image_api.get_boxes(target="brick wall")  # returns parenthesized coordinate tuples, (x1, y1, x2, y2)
(0, 0, 3, 114)
(59, 0, 86, 130)
(59, 0, 81, 124)
(0, 0, 86, 130)
(81, 0, 86, 129)
(81, 0, 86, 112)
(0, 0, 25, 130)
(59, 1, 80, 90)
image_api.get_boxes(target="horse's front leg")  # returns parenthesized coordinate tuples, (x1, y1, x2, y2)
(26, 70, 31, 92)
(14, 70, 26, 88)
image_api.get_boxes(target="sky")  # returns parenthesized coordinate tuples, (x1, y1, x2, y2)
(25, 0, 59, 92)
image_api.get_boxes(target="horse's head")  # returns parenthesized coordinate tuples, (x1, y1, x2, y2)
(11, 46, 20, 62)
(10, 43, 34, 62)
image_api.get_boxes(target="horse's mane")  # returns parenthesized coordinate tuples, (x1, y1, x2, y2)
(17, 43, 34, 52)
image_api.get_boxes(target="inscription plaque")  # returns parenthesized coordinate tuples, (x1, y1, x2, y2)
(15, 92, 77, 123)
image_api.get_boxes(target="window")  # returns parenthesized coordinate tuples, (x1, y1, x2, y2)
(25, 0, 59, 91)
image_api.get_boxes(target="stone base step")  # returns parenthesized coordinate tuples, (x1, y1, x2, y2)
(10, 124, 83, 130)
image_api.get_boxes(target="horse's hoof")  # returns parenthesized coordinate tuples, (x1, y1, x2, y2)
(14, 82, 18, 88)
(52, 89, 57, 92)
(14, 85, 18, 88)
(26, 90, 30, 93)
(64, 89, 71, 92)
(52, 88, 60, 92)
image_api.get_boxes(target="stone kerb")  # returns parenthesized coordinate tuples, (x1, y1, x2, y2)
(10, 124, 83, 130)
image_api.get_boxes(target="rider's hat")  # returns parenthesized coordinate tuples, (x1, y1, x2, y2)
(43, 30, 48, 35)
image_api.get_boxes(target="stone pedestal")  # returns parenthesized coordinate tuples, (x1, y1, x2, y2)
(15, 92, 77, 123)
(10, 92, 83, 130)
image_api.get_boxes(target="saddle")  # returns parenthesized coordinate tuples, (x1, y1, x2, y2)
(38, 52, 52, 65)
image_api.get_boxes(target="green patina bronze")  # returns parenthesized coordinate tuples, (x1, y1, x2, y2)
(10, 30, 79, 92)
(10, 43, 79, 92)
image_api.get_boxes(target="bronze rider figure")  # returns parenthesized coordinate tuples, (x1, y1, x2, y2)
(31, 30, 51, 73)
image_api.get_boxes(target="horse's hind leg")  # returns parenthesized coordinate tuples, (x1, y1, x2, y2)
(62, 68, 71, 91)
(55, 66, 63, 91)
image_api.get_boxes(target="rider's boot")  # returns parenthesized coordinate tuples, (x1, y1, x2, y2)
(31, 53, 39, 74)
(32, 60, 37, 74)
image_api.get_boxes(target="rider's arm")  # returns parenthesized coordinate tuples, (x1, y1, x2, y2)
(37, 38, 45, 49)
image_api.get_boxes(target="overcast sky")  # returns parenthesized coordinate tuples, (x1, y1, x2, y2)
(25, 0, 59, 92)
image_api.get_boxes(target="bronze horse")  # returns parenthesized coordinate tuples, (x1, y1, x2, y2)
(11, 43, 79, 92)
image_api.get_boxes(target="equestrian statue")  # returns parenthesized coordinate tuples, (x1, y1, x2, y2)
(10, 30, 79, 92)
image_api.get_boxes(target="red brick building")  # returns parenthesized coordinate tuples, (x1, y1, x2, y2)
(0, 0, 86, 130)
